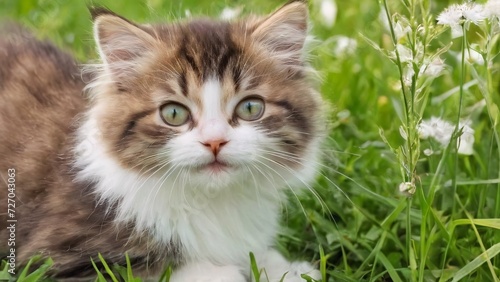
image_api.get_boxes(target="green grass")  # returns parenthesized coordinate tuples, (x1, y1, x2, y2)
(1, 0, 500, 281)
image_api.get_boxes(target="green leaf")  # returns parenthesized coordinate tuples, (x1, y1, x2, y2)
(376, 252, 403, 282)
(249, 252, 261, 282)
(14, 256, 52, 282)
(91, 257, 108, 282)
(300, 273, 316, 282)
(452, 219, 500, 230)
(123, 253, 141, 282)
(452, 243, 500, 282)
(16, 255, 36, 281)
(158, 265, 173, 282)
(319, 245, 330, 282)
(97, 253, 119, 282)
(19, 258, 53, 282)
(0, 260, 12, 280)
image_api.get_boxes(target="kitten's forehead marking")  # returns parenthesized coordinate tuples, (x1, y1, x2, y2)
(201, 78, 224, 120)
(199, 78, 230, 141)
(176, 20, 239, 81)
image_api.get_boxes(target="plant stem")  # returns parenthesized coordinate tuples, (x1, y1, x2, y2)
(451, 24, 467, 216)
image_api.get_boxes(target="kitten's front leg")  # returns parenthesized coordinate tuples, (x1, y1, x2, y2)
(170, 261, 247, 282)
(257, 250, 321, 282)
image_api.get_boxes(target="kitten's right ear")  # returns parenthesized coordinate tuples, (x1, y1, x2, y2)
(251, 1, 308, 67)
(91, 7, 158, 76)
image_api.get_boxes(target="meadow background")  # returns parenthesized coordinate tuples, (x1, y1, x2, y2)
(1, 0, 499, 281)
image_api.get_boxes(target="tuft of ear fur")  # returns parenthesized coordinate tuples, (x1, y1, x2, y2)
(251, 1, 308, 66)
(91, 7, 158, 80)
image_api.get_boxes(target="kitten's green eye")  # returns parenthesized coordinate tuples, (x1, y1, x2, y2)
(235, 98, 265, 121)
(160, 103, 190, 126)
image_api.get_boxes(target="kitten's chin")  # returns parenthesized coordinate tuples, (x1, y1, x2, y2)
(188, 160, 243, 189)
(197, 160, 230, 174)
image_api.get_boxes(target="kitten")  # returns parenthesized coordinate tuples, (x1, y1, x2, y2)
(0, 0, 325, 281)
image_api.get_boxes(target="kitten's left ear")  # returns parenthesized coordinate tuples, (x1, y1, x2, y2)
(252, 1, 308, 66)
(91, 7, 158, 77)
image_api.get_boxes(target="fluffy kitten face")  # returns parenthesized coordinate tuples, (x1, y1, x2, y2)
(85, 2, 324, 193)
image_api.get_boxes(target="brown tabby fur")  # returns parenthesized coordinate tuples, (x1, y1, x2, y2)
(0, 24, 174, 280)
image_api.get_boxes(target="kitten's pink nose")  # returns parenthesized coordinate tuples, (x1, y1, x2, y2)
(201, 139, 228, 156)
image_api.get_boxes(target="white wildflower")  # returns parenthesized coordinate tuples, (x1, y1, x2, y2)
(437, 3, 486, 38)
(399, 182, 416, 195)
(418, 117, 455, 144)
(452, 48, 484, 65)
(394, 19, 411, 41)
(391, 42, 423, 64)
(465, 48, 485, 65)
(220, 7, 242, 20)
(319, 0, 337, 28)
(420, 57, 446, 77)
(403, 65, 415, 87)
(423, 148, 434, 156)
(393, 44, 413, 63)
(399, 126, 408, 140)
(457, 120, 475, 155)
(437, 4, 465, 38)
(418, 117, 475, 155)
(378, 12, 411, 41)
(463, 3, 486, 24)
(482, 0, 500, 19)
(333, 36, 357, 57)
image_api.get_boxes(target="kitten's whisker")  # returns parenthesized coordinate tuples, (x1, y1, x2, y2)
(256, 153, 330, 216)
(252, 157, 305, 204)
(133, 153, 189, 202)
(253, 158, 308, 217)
(248, 161, 281, 201)
(152, 160, 187, 196)
(259, 149, 359, 211)
(244, 164, 259, 193)
(258, 146, 342, 171)
(134, 158, 175, 192)
(261, 150, 304, 161)
(131, 151, 173, 176)
(180, 166, 188, 189)
(144, 162, 181, 207)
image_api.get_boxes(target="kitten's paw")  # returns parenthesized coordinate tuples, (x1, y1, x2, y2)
(170, 261, 246, 282)
(281, 261, 321, 282)
(257, 250, 320, 282)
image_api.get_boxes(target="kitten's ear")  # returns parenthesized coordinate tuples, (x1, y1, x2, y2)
(252, 1, 308, 66)
(91, 8, 157, 76)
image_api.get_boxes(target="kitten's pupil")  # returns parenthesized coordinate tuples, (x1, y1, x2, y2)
(161, 103, 190, 126)
(235, 98, 264, 121)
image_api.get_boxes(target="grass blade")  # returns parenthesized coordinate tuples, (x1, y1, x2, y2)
(249, 252, 261, 282)
(97, 253, 119, 282)
(91, 257, 108, 282)
(18, 258, 53, 282)
(451, 243, 500, 282)
(452, 218, 500, 230)
(376, 252, 403, 282)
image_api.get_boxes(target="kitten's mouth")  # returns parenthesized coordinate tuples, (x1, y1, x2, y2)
(199, 160, 229, 174)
